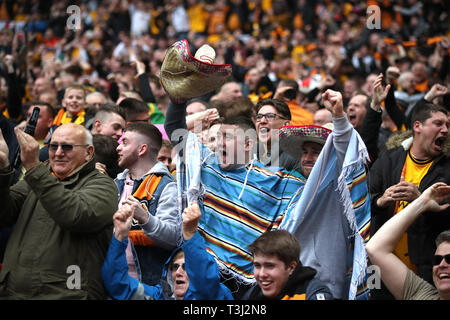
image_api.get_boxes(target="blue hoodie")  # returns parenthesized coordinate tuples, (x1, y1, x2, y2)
(101, 231, 234, 300)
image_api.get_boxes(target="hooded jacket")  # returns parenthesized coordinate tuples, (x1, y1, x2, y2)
(101, 231, 233, 300)
(0, 159, 118, 299)
(114, 161, 180, 285)
(115, 161, 180, 249)
(369, 131, 450, 283)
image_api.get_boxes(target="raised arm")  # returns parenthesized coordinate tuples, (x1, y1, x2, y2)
(359, 73, 391, 163)
(322, 89, 352, 168)
(132, 60, 157, 104)
(102, 205, 161, 300)
(164, 100, 188, 147)
(366, 183, 450, 299)
(181, 201, 233, 300)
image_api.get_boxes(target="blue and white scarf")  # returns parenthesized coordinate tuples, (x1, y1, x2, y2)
(279, 129, 371, 299)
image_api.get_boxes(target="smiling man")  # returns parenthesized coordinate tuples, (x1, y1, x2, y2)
(369, 103, 450, 299)
(244, 230, 333, 300)
(0, 123, 117, 299)
(366, 183, 450, 300)
(179, 204, 334, 300)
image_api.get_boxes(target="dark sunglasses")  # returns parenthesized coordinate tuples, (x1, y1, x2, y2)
(432, 254, 450, 266)
(49, 143, 89, 152)
(170, 263, 186, 272)
(255, 113, 286, 122)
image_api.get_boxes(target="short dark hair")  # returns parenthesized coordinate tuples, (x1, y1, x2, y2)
(119, 98, 150, 121)
(94, 104, 126, 121)
(224, 97, 256, 120)
(436, 230, 450, 247)
(187, 98, 209, 110)
(222, 115, 256, 132)
(248, 230, 300, 266)
(209, 99, 228, 118)
(255, 98, 291, 120)
(93, 134, 120, 178)
(29, 101, 55, 117)
(124, 123, 162, 158)
(411, 103, 448, 130)
(278, 78, 299, 92)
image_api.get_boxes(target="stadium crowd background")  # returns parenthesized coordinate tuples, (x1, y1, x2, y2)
(0, 0, 447, 122)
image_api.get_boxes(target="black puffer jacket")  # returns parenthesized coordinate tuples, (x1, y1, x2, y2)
(369, 132, 450, 283)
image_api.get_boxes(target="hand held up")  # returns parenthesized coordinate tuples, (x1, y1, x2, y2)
(182, 201, 202, 241)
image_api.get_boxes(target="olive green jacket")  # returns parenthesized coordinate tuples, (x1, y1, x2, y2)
(0, 159, 118, 299)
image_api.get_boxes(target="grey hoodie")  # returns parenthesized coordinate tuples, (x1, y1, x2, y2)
(115, 161, 181, 250)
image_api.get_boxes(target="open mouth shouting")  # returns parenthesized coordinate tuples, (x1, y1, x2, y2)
(434, 136, 447, 152)
(348, 113, 357, 126)
(258, 127, 271, 142)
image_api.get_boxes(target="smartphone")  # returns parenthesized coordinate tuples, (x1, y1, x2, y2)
(13, 107, 40, 169)
(284, 88, 297, 100)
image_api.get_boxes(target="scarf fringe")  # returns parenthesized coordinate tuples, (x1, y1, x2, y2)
(336, 137, 370, 299)
(214, 258, 256, 286)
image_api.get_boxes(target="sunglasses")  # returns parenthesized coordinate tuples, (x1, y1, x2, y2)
(170, 263, 186, 272)
(255, 113, 286, 122)
(49, 143, 89, 152)
(433, 254, 450, 266)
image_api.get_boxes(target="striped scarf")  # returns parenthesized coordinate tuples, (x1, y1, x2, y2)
(53, 108, 86, 126)
(128, 174, 162, 247)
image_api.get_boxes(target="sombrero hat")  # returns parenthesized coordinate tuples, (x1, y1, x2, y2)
(278, 123, 333, 159)
(160, 39, 232, 103)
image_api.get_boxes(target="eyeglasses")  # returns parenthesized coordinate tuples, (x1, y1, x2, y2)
(170, 263, 186, 272)
(433, 254, 450, 266)
(49, 143, 89, 152)
(255, 113, 286, 122)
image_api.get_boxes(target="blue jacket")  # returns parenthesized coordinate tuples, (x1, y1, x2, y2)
(101, 231, 234, 300)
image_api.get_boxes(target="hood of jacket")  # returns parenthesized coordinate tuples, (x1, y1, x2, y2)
(274, 264, 317, 299)
(159, 246, 185, 300)
(385, 130, 450, 158)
